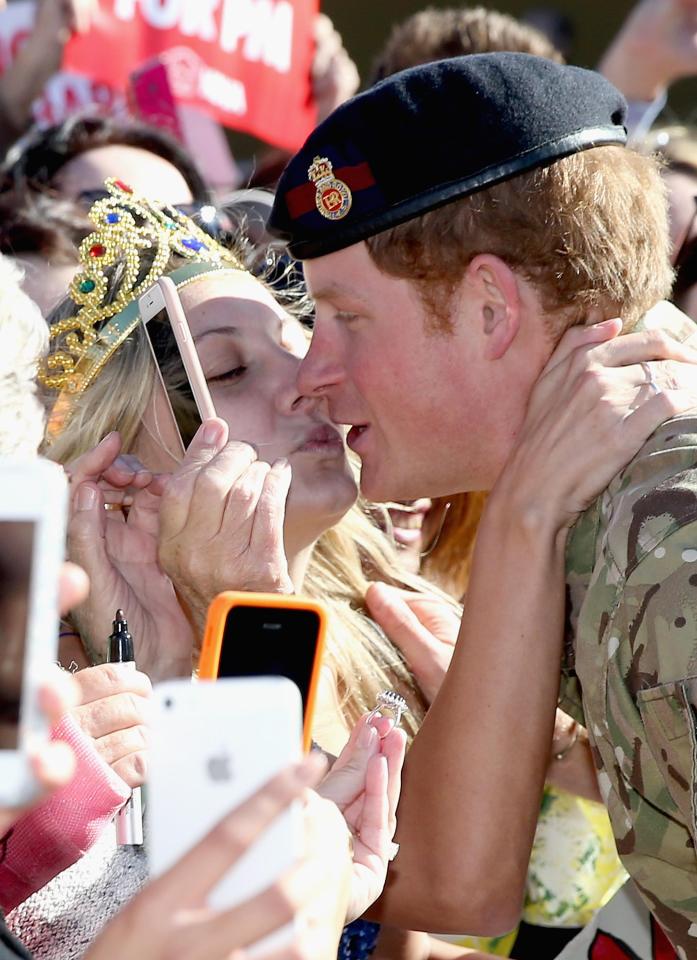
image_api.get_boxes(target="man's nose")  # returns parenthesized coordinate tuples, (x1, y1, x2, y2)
(296, 325, 345, 398)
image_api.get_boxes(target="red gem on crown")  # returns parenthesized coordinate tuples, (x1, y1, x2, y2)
(114, 180, 133, 194)
(89, 244, 107, 258)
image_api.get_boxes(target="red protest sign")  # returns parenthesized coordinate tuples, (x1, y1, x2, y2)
(64, 0, 319, 151)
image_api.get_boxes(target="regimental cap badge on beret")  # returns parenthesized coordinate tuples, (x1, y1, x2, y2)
(270, 53, 629, 260)
(308, 156, 352, 221)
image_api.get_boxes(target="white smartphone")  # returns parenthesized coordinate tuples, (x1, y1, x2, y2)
(138, 276, 216, 452)
(148, 677, 304, 954)
(0, 459, 67, 807)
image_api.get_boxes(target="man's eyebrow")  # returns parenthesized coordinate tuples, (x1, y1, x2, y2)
(193, 325, 239, 342)
(310, 283, 368, 304)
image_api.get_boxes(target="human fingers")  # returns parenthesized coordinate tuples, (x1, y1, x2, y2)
(72, 664, 152, 707)
(109, 742, 148, 789)
(58, 561, 90, 617)
(312, 13, 341, 78)
(0, 736, 77, 835)
(379, 728, 407, 839)
(172, 858, 323, 960)
(72, 690, 151, 741)
(158, 420, 233, 541)
(400, 593, 461, 647)
(354, 753, 390, 864)
(317, 717, 380, 808)
(365, 583, 446, 703)
(28, 740, 77, 796)
(541, 318, 622, 375)
(150, 754, 327, 906)
(622, 385, 697, 447)
(249, 460, 293, 586)
(641, 357, 697, 400)
(585, 328, 697, 368)
(126, 482, 164, 540)
(65, 433, 123, 489)
(36, 665, 79, 726)
(184, 442, 264, 541)
(101, 453, 153, 492)
(67, 483, 114, 595)
(93, 722, 148, 768)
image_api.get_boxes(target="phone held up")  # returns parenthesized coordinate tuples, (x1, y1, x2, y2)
(0, 460, 67, 807)
(149, 676, 303, 956)
(198, 592, 327, 753)
(138, 276, 216, 454)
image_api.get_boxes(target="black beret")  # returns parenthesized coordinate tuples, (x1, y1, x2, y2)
(269, 53, 627, 260)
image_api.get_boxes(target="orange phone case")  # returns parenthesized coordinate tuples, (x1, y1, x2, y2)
(198, 592, 327, 752)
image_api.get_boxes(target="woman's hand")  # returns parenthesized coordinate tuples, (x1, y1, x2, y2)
(312, 13, 360, 123)
(318, 714, 407, 922)
(71, 664, 152, 788)
(599, 0, 697, 102)
(83, 754, 355, 960)
(158, 419, 294, 641)
(64, 432, 194, 680)
(495, 318, 697, 537)
(365, 584, 459, 705)
(34, 0, 98, 44)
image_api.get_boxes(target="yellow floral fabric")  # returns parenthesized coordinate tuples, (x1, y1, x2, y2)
(438, 785, 627, 956)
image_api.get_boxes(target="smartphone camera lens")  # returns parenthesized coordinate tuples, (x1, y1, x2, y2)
(164, 697, 174, 710)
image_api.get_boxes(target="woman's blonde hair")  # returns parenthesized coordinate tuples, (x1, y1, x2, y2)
(45, 247, 439, 739)
(420, 492, 488, 600)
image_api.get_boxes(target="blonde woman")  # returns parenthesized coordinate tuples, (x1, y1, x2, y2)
(38, 181, 697, 959)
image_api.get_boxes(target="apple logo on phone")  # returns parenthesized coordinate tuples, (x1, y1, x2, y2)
(207, 752, 233, 782)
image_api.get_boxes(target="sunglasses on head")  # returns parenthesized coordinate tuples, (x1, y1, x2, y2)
(76, 188, 223, 235)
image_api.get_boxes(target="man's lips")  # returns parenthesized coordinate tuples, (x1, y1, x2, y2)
(294, 423, 345, 454)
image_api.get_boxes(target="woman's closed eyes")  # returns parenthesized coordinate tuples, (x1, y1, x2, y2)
(206, 364, 247, 385)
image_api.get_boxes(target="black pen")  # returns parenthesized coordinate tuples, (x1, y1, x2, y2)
(107, 610, 143, 846)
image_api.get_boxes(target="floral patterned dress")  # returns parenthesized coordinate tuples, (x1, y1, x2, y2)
(436, 785, 628, 956)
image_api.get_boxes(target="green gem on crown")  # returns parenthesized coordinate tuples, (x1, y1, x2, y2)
(80, 279, 96, 294)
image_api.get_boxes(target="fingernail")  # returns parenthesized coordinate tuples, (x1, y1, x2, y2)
(202, 421, 223, 446)
(367, 582, 387, 607)
(592, 317, 622, 330)
(273, 458, 290, 471)
(99, 431, 116, 446)
(358, 723, 377, 747)
(76, 485, 97, 511)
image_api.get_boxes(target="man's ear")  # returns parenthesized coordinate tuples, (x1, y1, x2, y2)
(465, 254, 521, 360)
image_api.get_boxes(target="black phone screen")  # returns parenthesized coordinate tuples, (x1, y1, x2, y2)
(217, 605, 321, 714)
(142, 313, 203, 449)
(0, 521, 34, 749)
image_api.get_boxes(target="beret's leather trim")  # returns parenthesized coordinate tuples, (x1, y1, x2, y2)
(280, 126, 627, 260)
(286, 162, 377, 218)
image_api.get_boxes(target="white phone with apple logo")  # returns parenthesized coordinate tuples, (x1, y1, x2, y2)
(148, 676, 303, 954)
(0, 460, 67, 808)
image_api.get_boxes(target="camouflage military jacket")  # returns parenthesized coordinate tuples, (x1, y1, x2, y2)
(560, 303, 697, 957)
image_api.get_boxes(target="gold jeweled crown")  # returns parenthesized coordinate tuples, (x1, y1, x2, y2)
(38, 178, 242, 406)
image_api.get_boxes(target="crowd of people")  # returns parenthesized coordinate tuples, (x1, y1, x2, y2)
(3, 0, 697, 958)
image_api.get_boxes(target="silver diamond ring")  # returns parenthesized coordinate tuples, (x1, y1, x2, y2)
(367, 690, 409, 729)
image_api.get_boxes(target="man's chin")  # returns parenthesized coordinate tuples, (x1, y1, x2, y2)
(359, 462, 422, 504)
